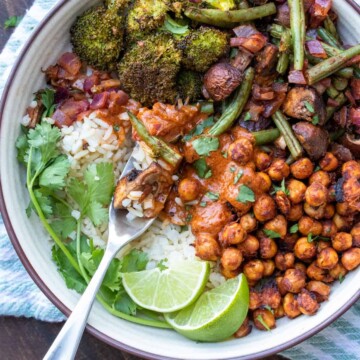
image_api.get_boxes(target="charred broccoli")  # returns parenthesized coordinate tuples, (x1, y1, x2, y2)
(70, 4, 127, 70)
(177, 70, 203, 101)
(118, 33, 182, 106)
(179, 27, 228, 72)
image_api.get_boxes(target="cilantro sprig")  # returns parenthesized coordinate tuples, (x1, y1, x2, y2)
(4, 16, 22, 29)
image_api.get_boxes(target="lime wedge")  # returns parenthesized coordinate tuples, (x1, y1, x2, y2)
(122, 260, 210, 313)
(165, 274, 249, 342)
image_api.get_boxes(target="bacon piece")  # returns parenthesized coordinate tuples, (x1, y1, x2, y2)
(345, 89, 356, 106)
(90, 92, 109, 110)
(349, 107, 360, 128)
(230, 48, 253, 72)
(108, 90, 130, 115)
(306, 40, 327, 58)
(334, 106, 348, 128)
(52, 109, 73, 128)
(230, 33, 267, 54)
(59, 99, 89, 121)
(84, 73, 100, 93)
(58, 52, 82, 76)
(252, 84, 275, 100)
(351, 78, 360, 100)
(262, 92, 287, 118)
(311, 77, 331, 95)
(309, 0, 331, 28)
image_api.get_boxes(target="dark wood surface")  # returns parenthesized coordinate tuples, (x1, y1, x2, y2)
(0, 1, 289, 359)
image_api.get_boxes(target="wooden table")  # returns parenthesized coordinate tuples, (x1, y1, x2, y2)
(0, 1, 289, 359)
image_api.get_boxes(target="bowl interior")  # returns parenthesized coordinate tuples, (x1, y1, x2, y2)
(1, 1, 360, 359)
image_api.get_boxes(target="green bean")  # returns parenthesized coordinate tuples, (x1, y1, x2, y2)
(307, 44, 360, 84)
(252, 128, 281, 145)
(333, 77, 349, 91)
(184, 3, 276, 28)
(272, 110, 303, 159)
(329, 129, 346, 141)
(128, 112, 183, 167)
(325, 93, 347, 123)
(200, 102, 214, 114)
(209, 67, 254, 136)
(318, 27, 342, 49)
(280, 28, 292, 52)
(277, 52, 290, 74)
(324, 16, 340, 41)
(288, 0, 305, 70)
(326, 85, 340, 99)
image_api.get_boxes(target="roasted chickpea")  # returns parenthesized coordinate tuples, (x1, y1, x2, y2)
(297, 289, 320, 315)
(219, 222, 246, 247)
(259, 237, 278, 259)
(264, 215, 288, 239)
(253, 194, 276, 222)
(275, 191, 291, 216)
(332, 232, 353, 252)
(316, 240, 331, 253)
(195, 233, 221, 261)
(234, 316, 252, 338)
(307, 261, 334, 283)
(342, 160, 360, 179)
(261, 283, 282, 309)
(294, 262, 307, 274)
(287, 204, 304, 222)
(239, 213, 257, 233)
(275, 252, 295, 271)
(249, 288, 262, 310)
(328, 262, 347, 280)
(280, 234, 299, 252)
(243, 259, 264, 282)
(267, 159, 290, 181)
(328, 184, 336, 202)
(253, 309, 276, 331)
(350, 222, 360, 247)
(323, 204, 336, 219)
(306, 281, 330, 302)
(303, 202, 326, 220)
(333, 213, 352, 232)
(336, 202, 355, 217)
(254, 150, 272, 171)
(221, 247, 243, 271)
(228, 138, 254, 164)
(309, 170, 331, 187)
(262, 259, 275, 277)
(221, 266, 239, 279)
(238, 235, 259, 257)
(341, 248, 360, 271)
(287, 179, 307, 204)
(298, 216, 323, 236)
(276, 276, 287, 295)
(274, 304, 285, 319)
(283, 293, 301, 319)
(290, 158, 314, 179)
(305, 182, 328, 207)
(255, 172, 272, 193)
(281, 268, 306, 293)
(178, 178, 200, 202)
(319, 152, 339, 171)
(317, 247, 339, 269)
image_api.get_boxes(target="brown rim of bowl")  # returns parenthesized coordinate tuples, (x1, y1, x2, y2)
(1, 0, 360, 359)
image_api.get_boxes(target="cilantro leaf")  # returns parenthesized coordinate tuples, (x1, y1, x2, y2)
(307, 233, 319, 243)
(205, 191, 219, 201)
(256, 315, 271, 331)
(41, 89, 56, 118)
(67, 179, 88, 211)
(263, 229, 281, 238)
(339, 273, 345, 284)
(312, 115, 319, 125)
(192, 137, 219, 156)
(34, 189, 53, 217)
(121, 249, 148, 273)
(233, 170, 243, 185)
(243, 112, 251, 121)
(199, 201, 207, 207)
(51, 202, 77, 240)
(304, 101, 314, 113)
(290, 223, 299, 234)
(237, 185, 255, 203)
(274, 178, 289, 195)
(39, 155, 70, 190)
(183, 117, 215, 142)
(157, 259, 168, 271)
(16, 134, 29, 165)
(87, 201, 109, 226)
(193, 158, 212, 179)
(4, 16, 22, 29)
(113, 287, 138, 315)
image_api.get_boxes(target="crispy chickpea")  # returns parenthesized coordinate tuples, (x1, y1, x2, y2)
(319, 152, 339, 171)
(259, 237, 278, 259)
(234, 316, 252, 338)
(333, 213, 352, 232)
(274, 304, 285, 319)
(290, 158, 314, 179)
(253, 309, 276, 331)
(328, 184, 336, 202)
(261, 283, 282, 309)
(328, 263, 347, 280)
(219, 222, 246, 247)
(228, 138, 254, 164)
(298, 216, 323, 236)
(336, 202, 355, 217)
(283, 293, 301, 319)
(281, 268, 306, 293)
(243, 259, 264, 282)
(316, 240, 331, 253)
(255, 172, 272, 193)
(294, 262, 307, 274)
(195, 233, 221, 261)
(238, 235, 259, 257)
(287, 204, 304, 222)
(276, 276, 287, 296)
(303, 202, 326, 220)
(267, 159, 290, 181)
(323, 204, 336, 219)
(305, 182, 328, 207)
(221, 266, 239, 279)
(221, 247, 243, 271)
(239, 213, 257, 233)
(280, 234, 298, 252)
(342, 160, 360, 179)
(306, 281, 330, 302)
(262, 259, 275, 277)
(249, 288, 262, 310)
(178, 178, 200, 202)
(309, 170, 331, 187)
(254, 150, 272, 171)
(317, 247, 339, 269)
(341, 248, 360, 271)
(297, 289, 320, 315)
(351, 223, 360, 247)
(264, 215, 288, 239)
(294, 237, 316, 261)
(275, 191, 291, 216)
(253, 194, 276, 222)
(307, 261, 334, 283)
(275, 252, 295, 271)
(332, 232, 353, 252)
(287, 179, 307, 204)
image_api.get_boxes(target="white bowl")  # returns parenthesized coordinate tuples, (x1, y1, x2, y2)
(1, 1, 360, 358)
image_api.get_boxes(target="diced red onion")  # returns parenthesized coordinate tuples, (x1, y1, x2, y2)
(288, 70, 307, 84)
(272, 82, 288, 93)
(306, 40, 327, 58)
(54, 87, 69, 104)
(233, 25, 259, 38)
(276, 3, 290, 27)
(90, 92, 109, 110)
(230, 49, 253, 71)
(311, 77, 331, 94)
(84, 74, 100, 93)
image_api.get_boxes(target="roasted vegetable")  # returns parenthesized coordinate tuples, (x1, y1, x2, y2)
(176, 70, 203, 102)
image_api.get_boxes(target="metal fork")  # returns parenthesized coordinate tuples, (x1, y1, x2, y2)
(43, 145, 156, 360)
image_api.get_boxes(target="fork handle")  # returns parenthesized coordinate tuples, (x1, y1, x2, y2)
(43, 244, 118, 360)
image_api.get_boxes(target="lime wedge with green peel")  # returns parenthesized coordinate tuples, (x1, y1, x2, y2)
(165, 274, 249, 342)
(122, 260, 210, 313)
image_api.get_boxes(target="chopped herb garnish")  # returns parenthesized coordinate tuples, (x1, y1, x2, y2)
(205, 191, 219, 201)
(193, 158, 212, 179)
(256, 315, 271, 331)
(314, 165, 321, 172)
(264, 305, 274, 314)
(244, 112, 251, 121)
(199, 201, 207, 207)
(339, 273, 345, 284)
(222, 151, 228, 158)
(312, 115, 319, 125)
(230, 166, 236, 173)
(274, 178, 289, 195)
(183, 116, 215, 142)
(263, 229, 281, 238)
(185, 213, 192, 222)
(4, 16, 22, 29)
(304, 101, 314, 113)
(113, 124, 120, 132)
(233, 170, 243, 185)
(192, 137, 219, 156)
(157, 259, 169, 271)
(236, 185, 255, 203)
(290, 224, 299, 234)
(307, 233, 319, 243)
(41, 88, 56, 118)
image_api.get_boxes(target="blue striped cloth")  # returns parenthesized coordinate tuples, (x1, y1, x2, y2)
(0, 1, 359, 358)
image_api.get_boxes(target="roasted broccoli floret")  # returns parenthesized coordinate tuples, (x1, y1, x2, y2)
(203, 0, 236, 11)
(179, 27, 228, 72)
(118, 33, 182, 106)
(70, 5, 127, 70)
(177, 70, 203, 101)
